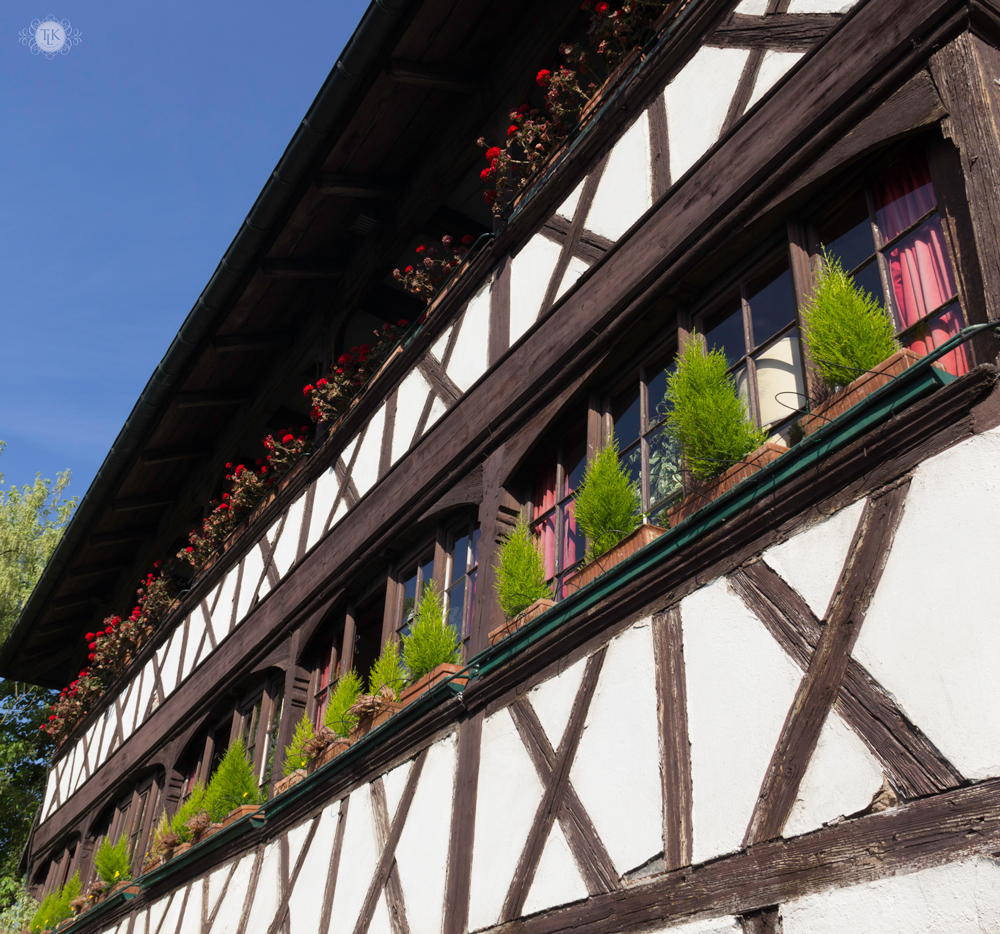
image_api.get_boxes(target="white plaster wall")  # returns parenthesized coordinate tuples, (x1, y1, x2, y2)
(369, 892, 393, 934)
(306, 466, 341, 551)
(157, 883, 187, 934)
(528, 655, 586, 748)
(746, 50, 805, 111)
(787, 0, 857, 11)
(208, 852, 256, 934)
(392, 369, 433, 464)
(236, 546, 264, 622)
(446, 285, 490, 393)
(557, 179, 585, 220)
(522, 822, 588, 916)
(854, 428, 1000, 779)
(570, 621, 662, 873)
(509, 234, 562, 346)
(328, 789, 380, 934)
(585, 112, 652, 241)
(287, 803, 338, 934)
(431, 325, 453, 363)
(382, 758, 412, 820)
(781, 857, 1000, 932)
(179, 882, 202, 934)
(395, 734, 458, 934)
(555, 256, 590, 303)
(425, 394, 448, 433)
(782, 707, 883, 838)
(271, 494, 305, 578)
(644, 917, 742, 934)
(664, 47, 750, 181)
(762, 498, 865, 619)
(349, 403, 386, 498)
(206, 861, 234, 921)
(468, 708, 545, 931)
(682, 578, 803, 864)
(244, 842, 280, 934)
(734, 0, 767, 12)
(212, 566, 239, 636)
(158, 631, 181, 698)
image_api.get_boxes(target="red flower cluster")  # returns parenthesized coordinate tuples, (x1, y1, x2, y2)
(393, 234, 472, 303)
(264, 426, 312, 474)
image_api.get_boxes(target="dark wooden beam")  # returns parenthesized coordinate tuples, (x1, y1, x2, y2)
(708, 12, 842, 51)
(140, 446, 209, 465)
(385, 59, 480, 94)
(66, 562, 132, 580)
(211, 333, 293, 353)
(112, 492, 177, 513)
(90, 527, 156, 547)
(260, 259, 346, 279)
(49, 593, 105, 612)
(314, 174, 400, 200)
(174, 391, 250, 410)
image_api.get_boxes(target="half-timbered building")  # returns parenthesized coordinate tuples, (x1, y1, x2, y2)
(5, 0, 1000, 929)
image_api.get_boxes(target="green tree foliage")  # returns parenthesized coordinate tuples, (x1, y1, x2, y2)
(666, 335, 769, 483)
(801, 249, 899, 389)
(0, 876, 37, 934)
(573, 436, 641, 561)
(28, 871, 79, 933)
(169, 782, 206, 842)
(282, 713, 314, 776)
(324, 671, 362, 738)
(401, 583, 460, 682)
(93, 834, 131, 885)
(0, 444, 75, 912)
(367, 640, 404, 700)
(203, 738, 262, 822)
(494, 514, 552, 618)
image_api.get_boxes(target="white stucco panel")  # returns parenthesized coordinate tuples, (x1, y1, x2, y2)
(570, 620, 662, 874)
(763, 498, 865, 619)
(395, 733, 457, 934)
(430, 325, 454, 364)
(206, 862, 234, 921)
(179, 882, 202, 934)
(382, 757, 413, 820)
(287, 804, 338, 934)
(271, 493, 305, 579)
(182, 610, 206, 684)
(208, 852, 257, 934)
(212, 565, 239, 637)
(585, 111, 652, 241)
(746, 50, 805, 111)
(664, 47, 750, 181)
(854, 427, 1000, 779)
(787, 0, 858, 11)
(243, 841, 281, 934)
(157, 630, 181, 699)
(368, 892, 393, 934)
(468, 708, 545, 931)
(350, 403, 386, 497)
(391, 369, 432, 464)
(682, 578, 803, 864)
(734, 0, 768, 12)
(157, 883, 188, 934)
(781, 856, 1000, 932)
(528, 655, 586, 749)
(509, 233, 562, 346)
(782, 707, 883, 838)
(555, 256, 590, 303)
(329, 789, 381, 934)
(446, 284, 490, 393)
(522, 822, 588, 917)
(643, 916, 742, 934)
(148, 893, 172, 934)
(306, 466, 341, 552)
(235, 547, 264, 625)
(424, 394, 448, 434)
(557, 179, 585, 220)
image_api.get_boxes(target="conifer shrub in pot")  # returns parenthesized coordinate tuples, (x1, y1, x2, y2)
(800, 250, 908, 435)
(203, 738, 264, 825)
(349, 643, 406, 739)
(399, 582, 464, 703)
(306, 672, 363, 773)
(276, 712, 314, 792)
(564, 436, 665, 595)
(29, 873, 80, 933)
(94, 834, 131, 889)
(665, 334, 782, 525)
(490, 514, 555, 644)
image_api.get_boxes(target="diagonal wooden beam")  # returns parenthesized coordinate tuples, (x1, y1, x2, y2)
(501, 647, 607, 922)
(318, 796, 349, 934)
(417, 356, 462, 406)
(743, 484, 913, 845)
(352, 749, 428, 934)
(708, 12, 842, 51)
(265, 815, 320, 934)
(730, 558, 962, 798)
(370, 778, 411, 934)
(509, 698, 620, 897)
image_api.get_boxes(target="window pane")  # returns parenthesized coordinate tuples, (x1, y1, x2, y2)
(420, 557, 434, 588)
(875, 153, 937, 242)
(533, 513, 557, 581)
(470, 528, 480, 568)
(619, 440, 641, 487)
(467, 569, 476, 632)
(534, 450, 558, 514)
(705, 301, 745, 366)
(612, 387, 641, 448)
(562, 433, 587, 496)
(647, 426, 681, 511)
(746, 262, 795, 347)
(734, 364, 750, 404)
(903, 302, 969, 377)
(451, 534, 468, 581)
(851, 259, 886, 308)
(819, 190, 874, 273)
(562, 501, 583, 571)
(447, 578, 465, 635)
(401, 570, 418, 630)
(885, 216, 958, 329)
(646, 367, 670, 427)
(754, 331, 805, 426)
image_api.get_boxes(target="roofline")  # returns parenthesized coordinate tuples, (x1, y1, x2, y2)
(0, 0, 413, 683)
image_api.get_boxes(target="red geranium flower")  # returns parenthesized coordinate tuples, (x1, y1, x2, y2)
(303, 384, 314, 396)
(536, 69, 551, 86)
(398, 319, 409, 327)
(484, 190, 498, 206)
(88, 642, 97, 650)
(317, 378, 328, 388)
(88, 653, 95, 661)
(282, 433, 294, 444)
(461, 234, 474, 246)
(416, 245, 425, 253)
(485, 146, 501, 161)
(85, 632, 94, 641)
(405, 265, 413, 274)
(105, 625, 114, 635)
(339, 353, 352, 365)
(595, 1, 608, 12)
(480, 167, 494, 180)
(186, 546, 194, 553)
(508, 124, 519, 136)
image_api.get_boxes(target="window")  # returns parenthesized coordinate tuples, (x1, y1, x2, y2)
(394, 550, 436, 640)
(700, 252, 806, 434)
(444, 519, 480, 646)
(610, 357, 683, 525)
(89, 772, 161, 880)
(239, 679, 284, 790)
(530, 426, 586, 596)
(816, 150, 969, 376)
(311, 633, 340, 729)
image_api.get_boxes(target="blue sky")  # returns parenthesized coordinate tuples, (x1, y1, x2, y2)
(0, 0, 370, 498)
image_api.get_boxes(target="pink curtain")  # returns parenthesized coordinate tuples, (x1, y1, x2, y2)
(533, 451, 558, 581)
(875, 154, 968, 377)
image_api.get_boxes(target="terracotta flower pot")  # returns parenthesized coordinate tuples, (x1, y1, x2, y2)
(488, 598, 556, 646)
(221, 804, 261, 828)
(800, 349, 926, 436)
(349, 689, 404, 740)
(563, 524, 669, 597)
(667, 442, 788, 526)
(306, 738, 352, 773)
(399, 664, 468, 706)
(274, 768, 308, 794)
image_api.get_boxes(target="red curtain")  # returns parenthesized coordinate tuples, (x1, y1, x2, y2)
(875, 154, 968, 376)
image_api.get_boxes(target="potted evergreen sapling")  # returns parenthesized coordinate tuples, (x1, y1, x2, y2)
(564, 436, 665, 596)
(142, 811, 171, 873)
(665, 334, 780, 525)
(275, 713, 314, 793)
(490, 513, 555, 644)
(203, 738, 264, 827)
(306, 670, 363, 773)
(799, 250, 915, 435)
(93, 834, 132, 894)
(29, 873, 80, 934)
(399, 582, 465, 704)
(349, 643, 406, 739)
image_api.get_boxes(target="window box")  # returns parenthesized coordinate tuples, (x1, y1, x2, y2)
(171, 841, 192, 859)
(306, 737, 352, 774)
(488, 598, 557, 646)
(350, 695, 405, 741)
(801, 349, 933, 436)
(667, 442, 788, 525)
(219, 804, 260, 828)
(398, 663, 467, 706)
(563, 524, 668, 597)
(274, 768, 308, 794)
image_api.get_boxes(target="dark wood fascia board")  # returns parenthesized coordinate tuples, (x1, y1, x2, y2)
(313, 174, 400, 200)
(89, 528, 157, 547)
(139, 447, 209, 466)
(111, 492, 178, 513)
(35, 361, 997, 854)
(385, 59, 480, 94)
